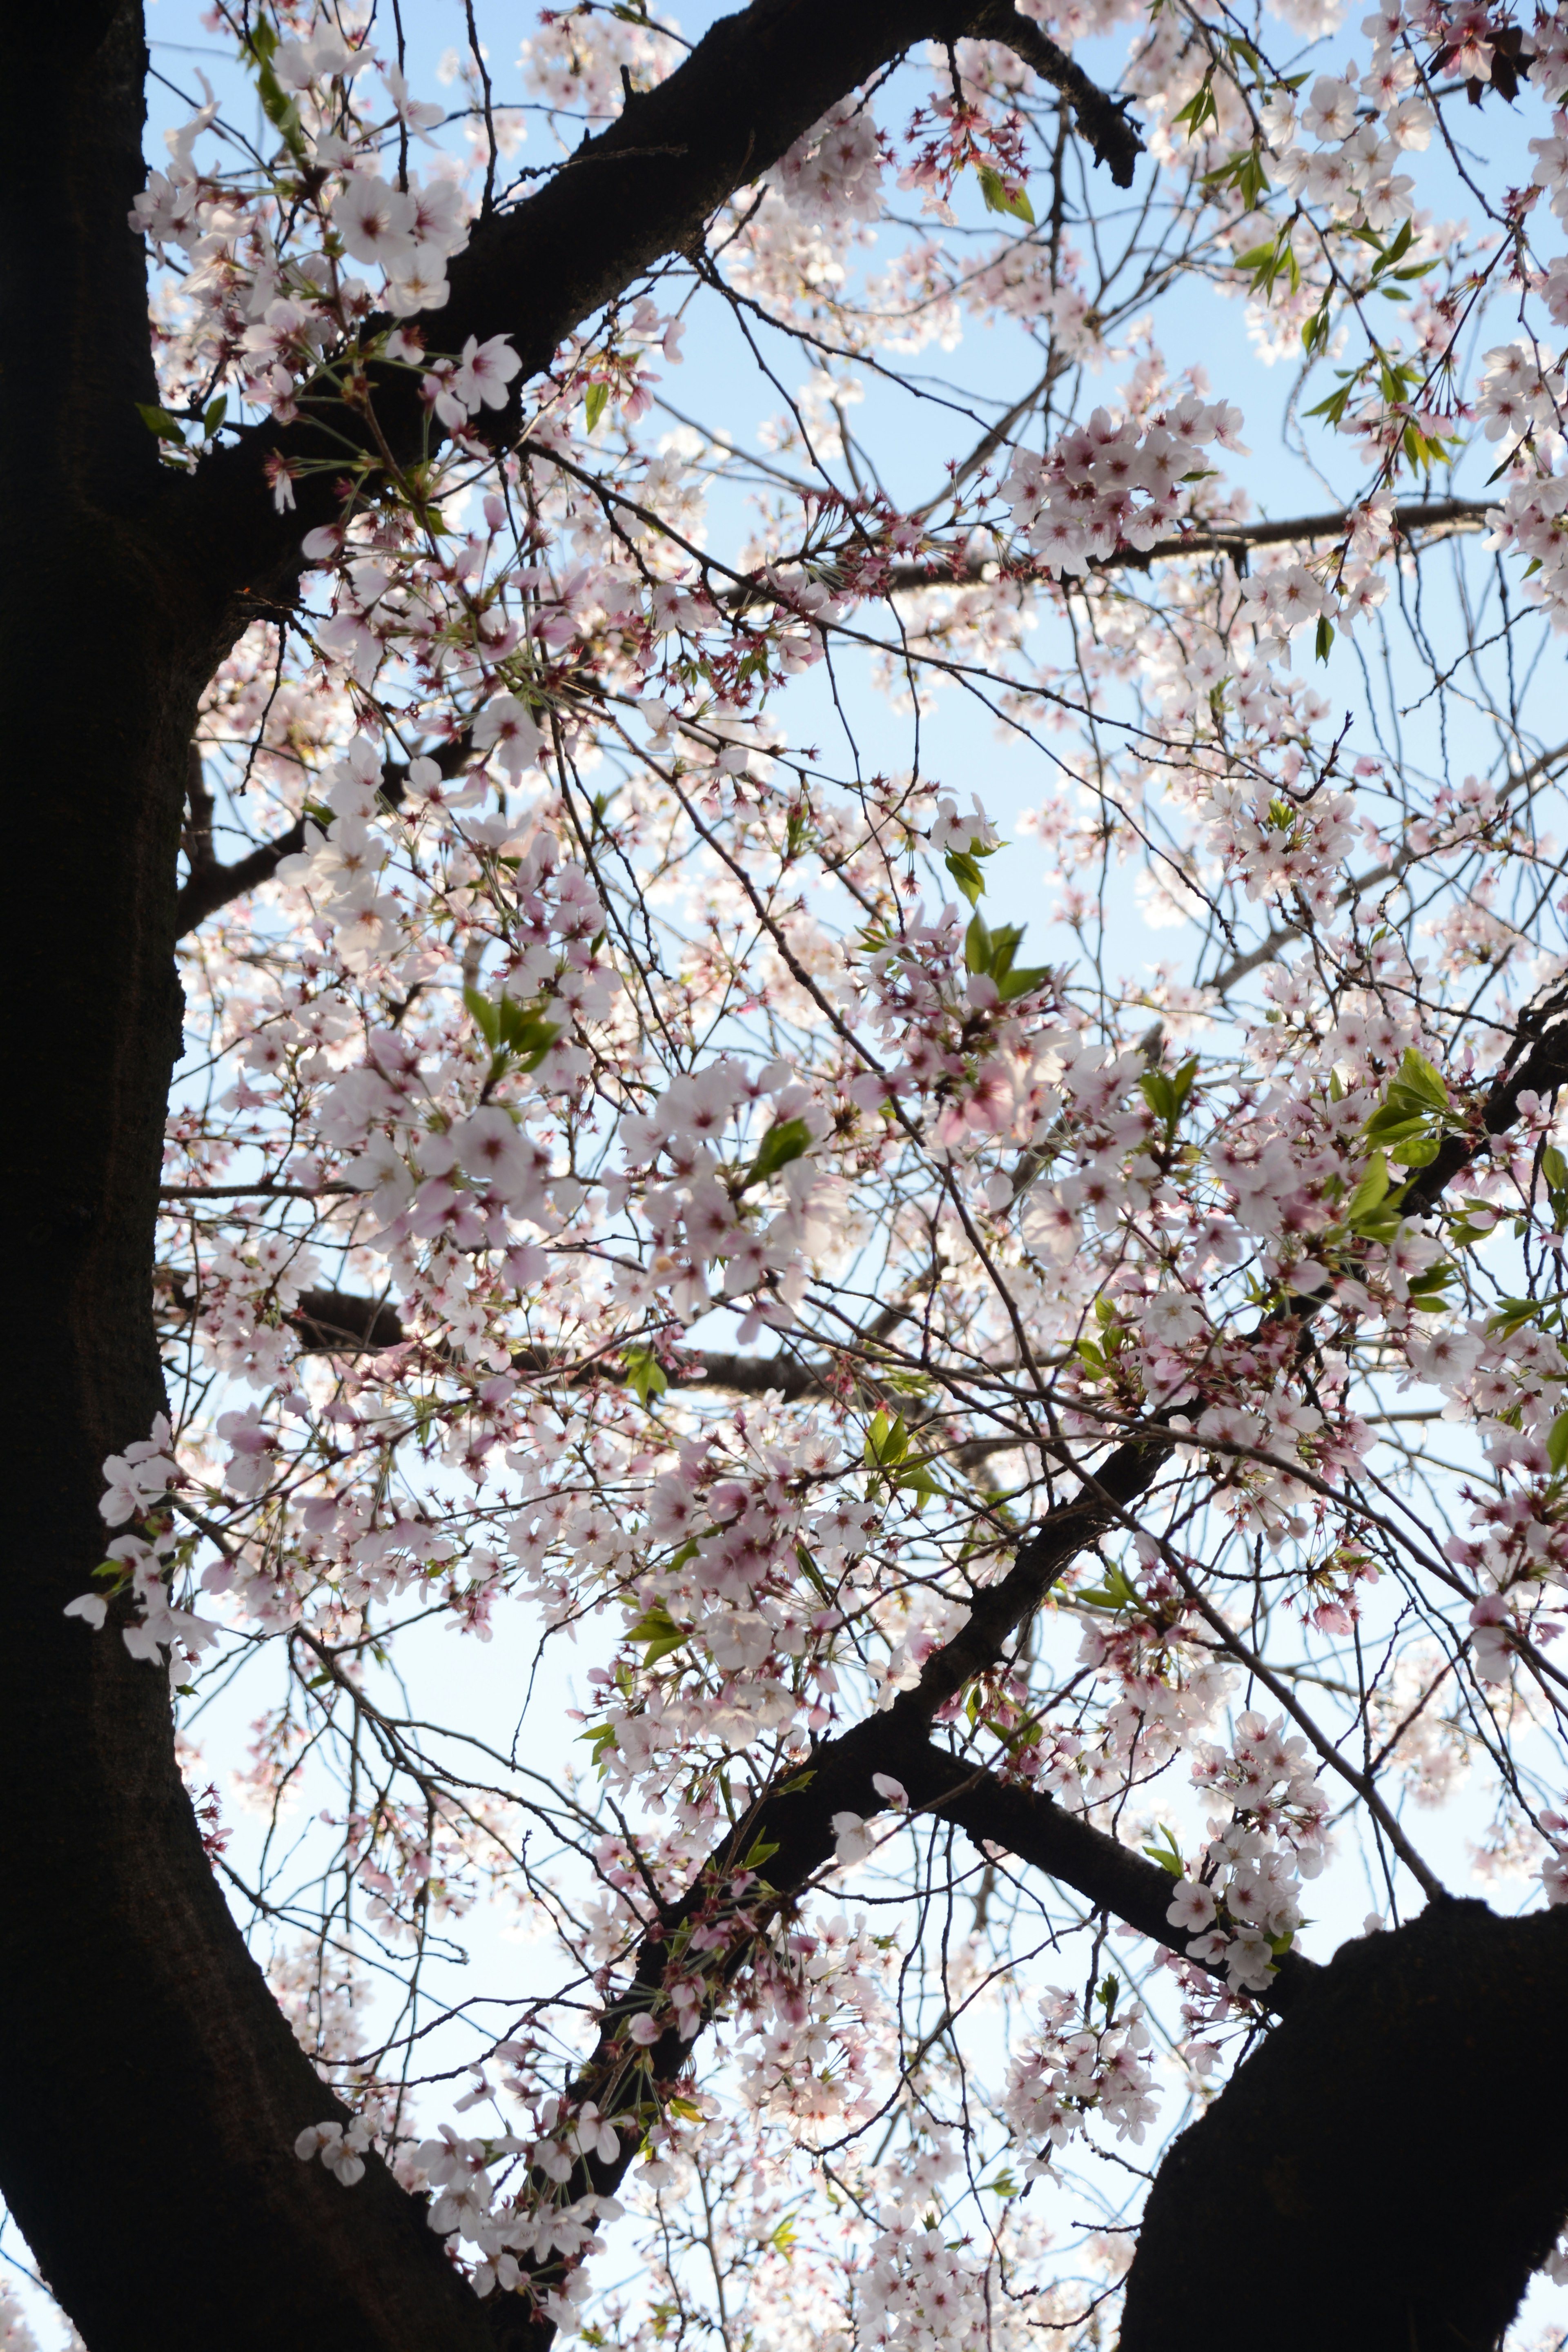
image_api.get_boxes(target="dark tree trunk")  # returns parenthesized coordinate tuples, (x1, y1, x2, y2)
(1119, 1902, 1568, 2352)
(0, 11, 502, 2346)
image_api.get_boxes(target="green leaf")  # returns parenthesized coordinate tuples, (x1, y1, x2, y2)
(795, 1541, 830, 1599)
(496, 996, 563, 1070)
(203, 392, 227, 437)
(892, 1457, 942, 1507)
(745, 1116, 812, 1189)
(1172, 71, 1217, 138)
(464, 985, 501, 1048)
(1141, 1055, 1200, 1131)
(944, 848, 988, 906)
(1548, 1414, 1568, 1475)
(1076, 1561, 1139, 1613)
(1203, 142, 1272, 208)
(622, 1345, 668, 1409)
(466, 986, 561, 1074)
(1350, 1207, 1407, 1244)
(1305, 379, 1355, 427)
(1398, 1047, 1449, 1109)
(1344, 1151, 1391, 1225)
(976, 164, 1035, 223)
(243, 17, 309, 162)
(1142, 1824, 1185, 1876)
(585, 380, 610, 434)
(627, 1599, 688, 1664)
(964, 913, 1042, 996)
(1361, 1108, 1431, 1149)
(136, 403, 187, 445)
(1314, 615, 1335, 664)
(741, 1834, 780, 1869)
(1543, 1145, 1568, 1193)
(578, 1720, 619, 1768)
(1380, 217, 1415, 269)
(864, 1409, 910, 1469)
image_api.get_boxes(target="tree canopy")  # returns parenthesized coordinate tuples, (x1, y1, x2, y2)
(6, 3, 1568, 2348)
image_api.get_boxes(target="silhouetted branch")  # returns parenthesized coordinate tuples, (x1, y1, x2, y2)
(171, 0, 1141, 633)
(175, 734, 472, 936)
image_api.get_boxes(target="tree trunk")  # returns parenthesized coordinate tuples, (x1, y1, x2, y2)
(1118, 1901, 1568, 2352)
(0, 12, 501, 2346)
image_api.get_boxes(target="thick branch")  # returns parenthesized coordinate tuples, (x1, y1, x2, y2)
(481, 1717, 1317, 2343)
(966, 0, 1140, 182)
(1118, 1902, 1568, 2352)
(285, 1289, 833, 1396)
(2, 13, 503, 2348)
(475, 977, 1568, 2340)
(169, 0, 1141, 636)
(174, 736, 470, 935)
(898, 1740, 1319, 2013)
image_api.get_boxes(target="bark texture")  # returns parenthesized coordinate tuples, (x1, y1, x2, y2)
(0, 12, 509, 2348)
(1120, 1903, 1568, 2352)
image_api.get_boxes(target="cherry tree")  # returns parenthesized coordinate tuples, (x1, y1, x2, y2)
(8, 2, 1568, 2348)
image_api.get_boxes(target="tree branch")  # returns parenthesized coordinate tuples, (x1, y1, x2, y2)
(175, 735, 472, 935)
(1118, 1902, 1568, 2352)
(284, 1290, 835, 1396)
(168, 0, 1142, 638)
(898, 1739, 1320, 2014)
(471, 1709, 1315, 2343)
(881, 497, 1492, 592)
(461, 973, 1568, 2339)
(966, 0, 1141, 183)
(1199, 733, 1568, 1000)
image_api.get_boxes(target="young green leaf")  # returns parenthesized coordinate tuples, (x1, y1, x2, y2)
(976, 165, 1035, 223)
(745, 1116, 812, 1189)
(136, 404, 187, 445)
(1344, 1151, 1392, 1227)
(622, 1345, 668, 1409)
(944, 847, 988, 906)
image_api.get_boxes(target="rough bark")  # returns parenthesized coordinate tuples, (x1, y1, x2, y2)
(0, 13, 514, 2349)
(1119, 1902, 1568, 2352)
